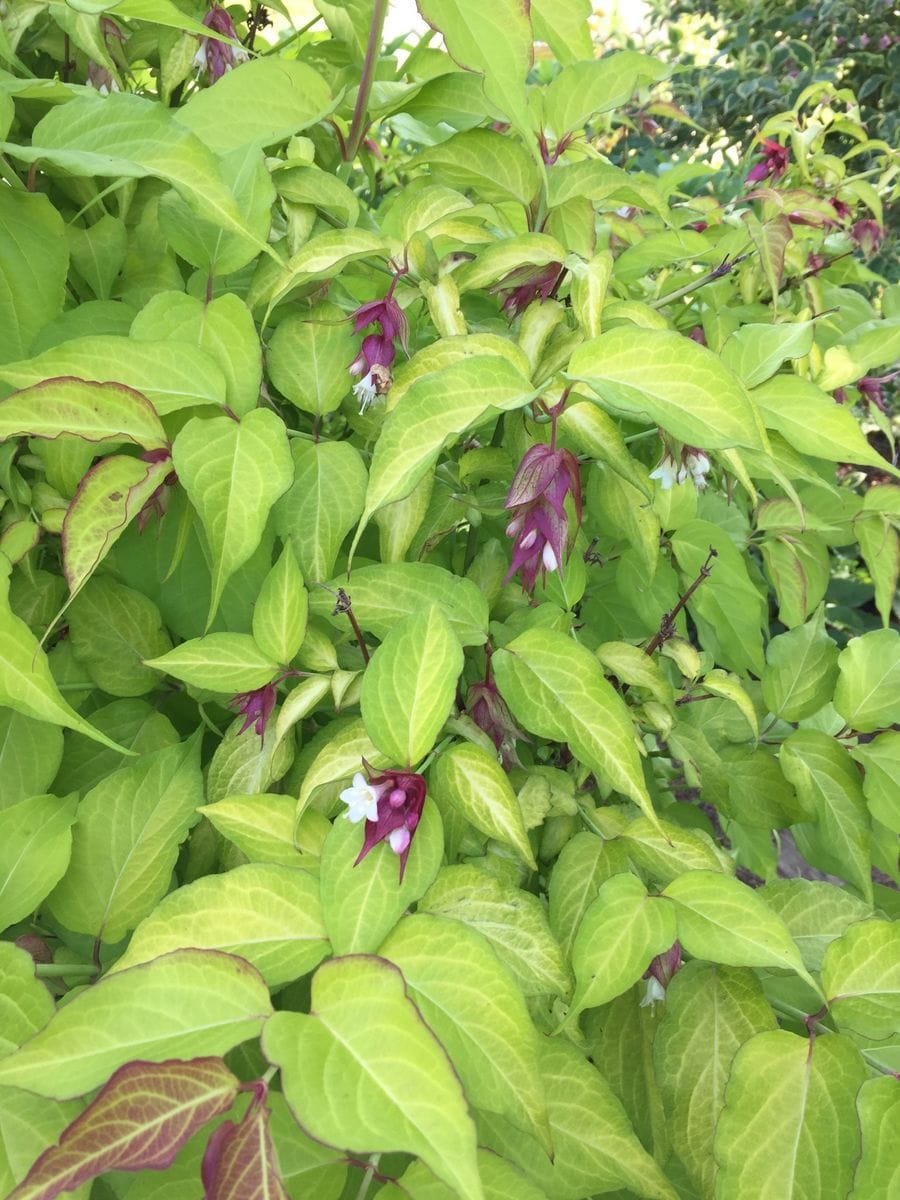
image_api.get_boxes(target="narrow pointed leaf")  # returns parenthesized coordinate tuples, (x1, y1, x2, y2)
(251, 545, 308, 666)
(203, 1100, 290, 1200)
(262, 956, 484, 1200)
(8, 1058, 239, 1200)
(0, 378, 167, 450)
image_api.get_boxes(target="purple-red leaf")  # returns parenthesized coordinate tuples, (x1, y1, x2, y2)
(0, 377, 168, 451)
(61, 453, 174, 598)
(9, 1058, 239, 1200)
(202, 1096, 290, 1200)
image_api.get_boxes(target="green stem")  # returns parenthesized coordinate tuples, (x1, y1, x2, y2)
(35, 963, 98, 978)
(354, 1154, 382, 1200)
(650, 252, 753, 310)
(344, 0, 389, 161)
(261, 12, 323, 55)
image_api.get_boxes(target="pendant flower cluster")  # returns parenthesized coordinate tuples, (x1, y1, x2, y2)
(193, 6, 248, 83)
(745, 137, 789, 185)
(229, 682, 277, 740)
(504, 441, 582, 593)
(349, 283, 408, 414)
(650, 445, 711, 491)
(467, 675, 528, 769)
(340, 762, 426, 881)
(490, 262, 564, 319)
(640, 942, 682, 1008)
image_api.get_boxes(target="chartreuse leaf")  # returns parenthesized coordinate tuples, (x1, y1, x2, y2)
(274, 440, 368, 581)
(762, 607, 839, 722)
(851, 732, 900, 833)
(145, 632, 278, 693)
(780, 730, 872, 903)
(714, 1030, 866, 1200)
(566, 873, 677, 1023)
(319, 798, 443, 954)
(199, 796, 330, 868)
(662, 871, 821, 994)
(492, 628, 661, 832)
(172, 409, 293, 627)
(720, 320, 814, 388)
(751, 376, 899, 473)
(851, 1076, 900, 1200)
(296, 716, 390, 818)
(833, 629, 900, 734)
(558, 398, 651, 497)
(480, 1038, 678, 1200)
(0, 557, 129, 753)
(543, 51, 666, 135)
(456, 234, 566, 292)
(417, 0, 533, 137)
(653, 962, 775, 1198)
(567, 327, 767, 449)
(0, 943, 54, 1057)
(252, 228, 388, 313)
(760, 879, 873, 973)
(48, 735, 203, 943)
(0, 378, 167, 449)
(398, 1150, 547, 1200)
(0, 1092, 85, 1200)
(361, 605, 463, 767)
(380, 914, 551, 1151)
(110, 863, 329, 987)
(421, 865, 570, 997)
(7, 1058, 239, 1200)
(267, 302, 357, 418)
(817, 317, 900, 391)
(62, 454, 174, 601)
(530, 0, 592, 63)
(0, 949, 272, 1100)
(0, 794, 76, 932)
(67, 579, 171, 701)
(0, 335, 227, 416)
(309, 562, 489, 647)
(419, 131, 540, 208)
(548, 832, 633, 961)
(822, 919, 900, 1040)
(0, 714, 62, 811)
(263, 956, 484, 1200)
(272, 675, 332, 752)
(1, 93, 269, 252)
(355, 355, 536, 542)
(251, 545, 307, 665)
(0, 189, 67, 364)
(429, 742, 536, 869)
(621, 815, 734, 884)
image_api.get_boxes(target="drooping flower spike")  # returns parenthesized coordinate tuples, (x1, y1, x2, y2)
(228, 682, 277, 740)
(193, 6, 249, 83)
(503, 440, 583, 593)
(339, 761, 426, 881)
(745, 137, 789, 185)
(650, 444, 711, 491)
(348, 282, 408, 414)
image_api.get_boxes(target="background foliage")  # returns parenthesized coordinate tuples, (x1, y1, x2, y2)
(0, 2, 898, 1199)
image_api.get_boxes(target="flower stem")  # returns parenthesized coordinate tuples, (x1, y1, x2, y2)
(344, 0, 389, 161)
(650, 252, 753, 310)
(34, 963, 98, 978)
(354, 1154, 382, 1200)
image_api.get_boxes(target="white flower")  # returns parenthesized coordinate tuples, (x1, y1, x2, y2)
(388, 826, 411, 855)
(352, 371, 378, 414)
(542, 541, 559, 572)
(685, 450, 710, 489)
(339, 772, 380, 824)
(640, 976, 666, 1008)
(649, 454, 679, 490)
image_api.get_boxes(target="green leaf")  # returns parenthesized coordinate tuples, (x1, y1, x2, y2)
(622, 815, 734, 884)
(543, 52, 665, 135)
(715, 1030, 866, 1200)
(817, 317, 900, 391)
(130, 292, 262, 418)
(172, 409, 293, 626)
(251, 546, 308, 666)
(0, 378, 167, 450)
(420, 865, 570, 997)
(0, 711, 64, 811)
(274, 440, 368, 582)
(0, 189, 67, 364)
(357, 355, 536, 535)
(493, 628, 660, 830)
(1, 94, 268, 252)
(762, 607, 839, 722)
(206, 714, 294, 803)
(429, 742, 536, 869)
(654, 962, 776, 1199)
(67, 213, 127, 302)
(530, 0, 592, 64)
(251, 228, 388, 313)
(200, 794, 329, 868)
(456, 234, 566, 293)
(0, 949, 272, 1100)
(52, 700, 179, 797)
(67, 578, 171, 700)
(0, 558, 129, 753)
(595, 641, 675, 706)
(662, 871, 818, 991)
(851, 732, 900, 833)
(266, 302, 356, 417)
(296, 716, 389, 817)
(319, 797, 443, 954)
(175, 58, 333, 154)
(720, 321, 814, 389)
(548, 160, 667, 217)
(0, 335, 227, 416)
(751, 376, 898, 473)
(671, 520, 767, 676)
(0, 943, 55, 1057)
(0, 794, 76, 933)
(262, 956, 484, 1200)
(822, 919, 900, 1040)
(48, 735, 203, 943)
(144, 633, 278, 693)
(309, 562, 489, 647)
(110, 863, 329, 987)
(548, 831, 633, 961)
(61, 454, 174, 603)
(855, 512, 899, 629)
(760, 532, 830, 630)
(417, 0, 533, 136)
(567, 327, 767, 449)
(0, 1091, 85, 1200)
(398, 1151, 547, 1200)
(833, 629, 900, 734)
(418, 130, 540, 208)
(850, 1076, 900, 1200)
(761, 879, 874, 973)
(780, 730, 873, 903)
(380, 913, 550, 1150)
(590, 465, 660, 578)
(361, 605, 463, 767)
(567, 873, 677, 1021)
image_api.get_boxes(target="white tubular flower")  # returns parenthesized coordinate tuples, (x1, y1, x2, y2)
(640, 976, 667, 1008)
(339, 772, 381, 824)
(685, 450, 711, 489)
(352, 371, 378, 414)
(649, 454, 680, 490)
(541, 541, 559, 572)
(388, 826, 411, 855)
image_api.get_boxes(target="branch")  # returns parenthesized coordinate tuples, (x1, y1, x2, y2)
(645, 546, 717, 655)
